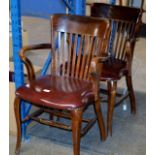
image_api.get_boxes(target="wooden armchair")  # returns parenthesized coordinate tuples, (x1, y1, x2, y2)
(14, 14, 110, 155)
(91, 3, 143, 136)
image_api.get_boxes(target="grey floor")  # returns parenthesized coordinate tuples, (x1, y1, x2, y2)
(9, 16, 146, 155)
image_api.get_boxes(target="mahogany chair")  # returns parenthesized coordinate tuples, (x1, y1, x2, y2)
(91, 3, 143, 136)
(14, 14, 110, 155)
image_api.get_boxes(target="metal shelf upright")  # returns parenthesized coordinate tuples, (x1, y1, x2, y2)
(10, 0, 28, 140)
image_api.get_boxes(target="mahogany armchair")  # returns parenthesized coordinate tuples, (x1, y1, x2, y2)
(91, 3, 143, 136)
(14, 14, 110, 155)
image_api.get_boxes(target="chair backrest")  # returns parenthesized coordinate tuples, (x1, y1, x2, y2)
(50, 14, 110, 81)
(91, 3, 142, 61)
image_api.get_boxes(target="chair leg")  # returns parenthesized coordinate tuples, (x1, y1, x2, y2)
(107, 80, 117, 136)
(94, 100, 106, 141)
(71, 108, 83, 155)
(126, 75, 136, 114)
(14, 96, 22, 155)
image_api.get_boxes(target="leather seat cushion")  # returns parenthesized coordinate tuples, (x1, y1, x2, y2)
(100, 58, 128, 80)
(16, 75, 94, 110)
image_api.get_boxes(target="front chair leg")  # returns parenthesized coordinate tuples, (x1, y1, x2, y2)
(14, 96, 22, 155)
(126, 75, 136, 114)
(71, 108, 83, 155)
(94, 100, 106, 141)
(107, 80, 117, 136)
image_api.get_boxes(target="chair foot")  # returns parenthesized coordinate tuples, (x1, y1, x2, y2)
(71, 108, 83, 155)
(126, 75, 136, 114)
(107, 81, 117, 136)
(14, 97, 22, 155)
(94, 100, 106, 141)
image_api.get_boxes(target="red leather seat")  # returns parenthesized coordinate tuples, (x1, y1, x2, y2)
(100, 58, 128, 80)
(16, 75, 94, 110)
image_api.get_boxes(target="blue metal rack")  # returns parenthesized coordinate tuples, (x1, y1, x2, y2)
(11, 0, 86, 140)
(11, 0, 27, 139)
(110, 0, 116, 4)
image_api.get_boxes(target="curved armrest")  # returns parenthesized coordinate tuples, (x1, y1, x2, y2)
(89, 55, 108, 100)
(19, 43, 51, 60)
(90, 55, 108, 76)
(19, 43, 51, 82)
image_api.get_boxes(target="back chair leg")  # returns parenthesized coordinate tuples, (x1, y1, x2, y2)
(71, 108, 83, 155)
(107, 80, 117, 136)
(126, 75, 136, 114)
(94, 100, 106, 141)
(14, 96, 22, 155)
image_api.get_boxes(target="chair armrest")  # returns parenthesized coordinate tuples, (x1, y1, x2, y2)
(89, 56, 108, 100)
(19, 43, 51, 82)
(19, 43, 51, 60)
(90, 55, 108, 76)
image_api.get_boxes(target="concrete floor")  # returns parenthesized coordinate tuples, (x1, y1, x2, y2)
(9, 16, 146, 155)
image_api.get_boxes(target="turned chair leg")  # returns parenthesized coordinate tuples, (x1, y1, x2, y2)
(94, 100, 106, 141)
(107, 81, 117, 136)
(14, 96, 22, 155)
(126, 75, 136, 114)
(71, 108, 83, 155)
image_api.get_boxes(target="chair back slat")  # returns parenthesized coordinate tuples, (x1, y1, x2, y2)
(91, 3, 141, 62)
(71, 34, 78, 77)
(117, 22, 127, 58)
(50, 14, 110, 81)
(75, 35, 84, 78)
(83, 36, 94, 80)
(66, 33, 73, 76)
(79, 35, 90, 79)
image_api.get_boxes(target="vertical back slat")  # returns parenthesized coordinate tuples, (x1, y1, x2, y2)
(117, 22, 127, 59)
(61, 32, 67, 76)
(51, 31, 56, 75)
(91, 37, 98, 56)
(97, 38, 104, 56)
(66, 33, 73, 76)
(114, 21, 123, 58)
(75, 35, 84, 78)
(83, 36, 93, 80)
(71, 34, 78, 77)
(57, 31, 62, 75)
(118, 22, 128, 59)
(112, 21, 118, 57)
(79, 35, 89, 79)
(121, 22, 133, 60)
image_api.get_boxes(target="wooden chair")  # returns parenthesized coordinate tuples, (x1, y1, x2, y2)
(14, 14, 110, 155)
(91, 3, 143, 136)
